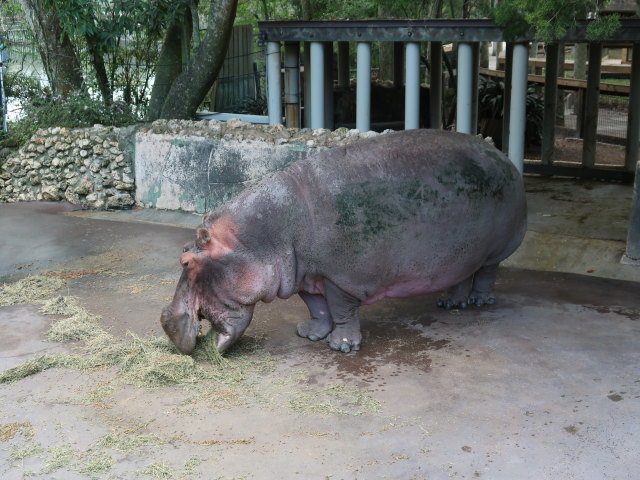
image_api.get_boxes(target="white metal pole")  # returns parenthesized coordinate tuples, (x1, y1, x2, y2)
(456, 42, 473, 134)
(310, 41, 325, 129)
(356, 42, 371, 132)
(266, 42, 282, 125)
(405, 42, 421, 130)
(508, 42, 529, 174)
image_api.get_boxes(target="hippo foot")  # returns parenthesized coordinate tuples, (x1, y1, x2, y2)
(467, 290, 495, 307)
(326, 328, 362, 353)
(296, 319, 332, 342)
(437, 297, 468, 310)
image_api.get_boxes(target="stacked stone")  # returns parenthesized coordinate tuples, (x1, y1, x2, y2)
(142, 118, 385, 148)
(0, 125, 136, 209)
(0, 119, 389, 210)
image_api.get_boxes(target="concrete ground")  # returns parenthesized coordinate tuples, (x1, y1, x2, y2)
(1, 176, 639, 480)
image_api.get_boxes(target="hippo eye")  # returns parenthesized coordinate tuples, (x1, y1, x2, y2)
(183, 241, 196, 253)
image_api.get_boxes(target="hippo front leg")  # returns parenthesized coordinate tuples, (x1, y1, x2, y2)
(296, 292, 333, 341)
(468, 264, 499, 306)
(437, 275, 473, 309)
(323, 279, 362, 353)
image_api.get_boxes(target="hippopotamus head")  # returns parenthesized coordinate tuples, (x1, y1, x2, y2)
(161, 214, 276, 355)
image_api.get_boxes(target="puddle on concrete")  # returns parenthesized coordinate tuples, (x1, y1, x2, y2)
(583, 305, 640, 321)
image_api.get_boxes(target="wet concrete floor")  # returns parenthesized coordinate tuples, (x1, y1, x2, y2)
(1, 176, 639, 479)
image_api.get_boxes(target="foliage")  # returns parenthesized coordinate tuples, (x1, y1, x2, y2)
(478, 75, 544, 147)
(490, 0, 620, 42)
(1, 89, 139, 147)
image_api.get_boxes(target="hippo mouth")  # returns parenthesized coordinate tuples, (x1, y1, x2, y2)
(196, 307, 234, 353)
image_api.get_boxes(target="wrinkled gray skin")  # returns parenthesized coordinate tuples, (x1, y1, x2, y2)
(161, 130, 526, 355)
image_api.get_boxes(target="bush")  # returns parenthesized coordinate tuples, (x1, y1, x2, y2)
(1, 72, 140, 150)
(478, 75, 544, 149)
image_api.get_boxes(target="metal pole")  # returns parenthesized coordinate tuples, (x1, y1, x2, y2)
(310, 41, 325, 129)
(582, 42, 602, 169)
(542, 43, 559, 165)
(624, 158, 640, 264)
(356, 42, 371, 132)
(283, 42, 300, 128)
(429, 41, 443, 129)
(266, 41, 282, 125)
(405, 42, 421, 130)
(457, 42, 473, 134)
(508, 42, 528, 174)
(625, 42, 640, 172)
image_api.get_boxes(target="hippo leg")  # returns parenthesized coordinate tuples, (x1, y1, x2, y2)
(468, 264, 499, 306)
(437, 275, 473, 309)
(323, 279, 362, 353)
(296, 292, 334, 341)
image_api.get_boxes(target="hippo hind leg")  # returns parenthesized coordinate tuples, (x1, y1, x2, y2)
(323, 279, 362, 353)
(467, 263, 499, 307)
(437, 263, 499, 309)
(296, 292, 334, 341)
(437, 275, 473, 309)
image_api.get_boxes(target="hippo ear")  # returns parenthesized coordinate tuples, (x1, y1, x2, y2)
(196, 227, 211, 249)
(197, 226, 235, 258)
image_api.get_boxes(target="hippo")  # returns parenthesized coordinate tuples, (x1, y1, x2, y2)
(161, 129, 526, 355)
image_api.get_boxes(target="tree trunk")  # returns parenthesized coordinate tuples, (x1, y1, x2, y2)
(378, 5, 395, 82)
(300, 0, 313, 20)
(85, 33, 112, 106)
(20, 0, 83, 97)
(158, 0, 238, 120)
(190, 0, 200, 50)
(146, 11, 192, 121)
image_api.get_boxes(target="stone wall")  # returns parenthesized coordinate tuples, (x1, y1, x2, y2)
(0, 119, 386, 211)
(0, 125, 138, 209)
(135, 119, 384, 213)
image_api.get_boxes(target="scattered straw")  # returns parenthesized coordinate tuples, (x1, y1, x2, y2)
(0, 353, 84, 384)
(0, 275, 65, 306)
(44, 297, 102, 343)
(42, 445, 74, 474)
(0, 277, 383, 418)
(0, 422, 33, 442)
(197, 437, 255, 446)
(138, 461, 175, 479)
(76, 450, 113, 477)
(98, 430, 166, 452)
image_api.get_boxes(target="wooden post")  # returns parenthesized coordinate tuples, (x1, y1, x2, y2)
(582, 42, 602, 169)
(471, 42, 480, 135)
(337, 42, 350, 89)
(283, 42, 300, 128)
(430, 41, 443, 129)
(394, 42, 405, 88)
(502, 43, 513, 154)
(542, 43, 559, 166)
(324, 42, 334, 129)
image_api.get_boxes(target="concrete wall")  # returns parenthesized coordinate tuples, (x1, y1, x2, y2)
(135, 134, 318, 213)
(135, 119, 381, 213)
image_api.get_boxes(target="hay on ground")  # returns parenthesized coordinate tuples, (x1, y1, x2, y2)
(0, 275, 65, 306)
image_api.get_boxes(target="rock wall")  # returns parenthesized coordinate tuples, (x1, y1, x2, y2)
(0, 119, 386, 211)
(0, 125, 138, 209)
